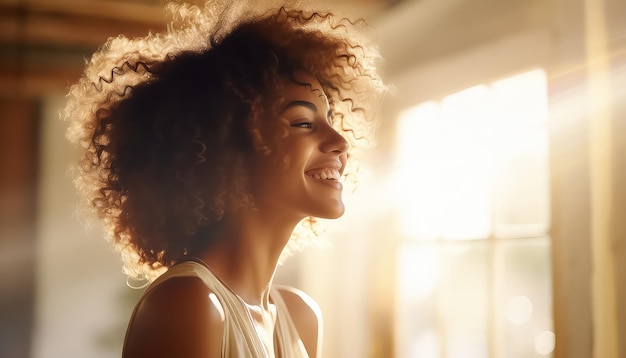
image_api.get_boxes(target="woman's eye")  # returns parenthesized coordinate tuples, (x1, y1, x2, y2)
(291, 121, 313, 129)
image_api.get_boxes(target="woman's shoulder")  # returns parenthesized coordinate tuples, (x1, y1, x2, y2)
(274, 285, 322, 320)
(138, 273, 224, 318)
(274, 285, 322, 358)
(123, 273, 225, 357)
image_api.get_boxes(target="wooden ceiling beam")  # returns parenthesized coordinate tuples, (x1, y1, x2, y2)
(0, 10, 165, 48)
(0, 2, 166, 48)
(0, 0, 167, 24)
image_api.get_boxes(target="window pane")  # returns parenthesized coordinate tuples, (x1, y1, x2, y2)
(491, 69, 550, 238)
(492, 130, 550, 238)
(396, 242, 489, 358)
(494, 237, 554, 357)
(396, 243, 442, 358)
(440, 241, 489, 358)
(395, 89, 493, 241)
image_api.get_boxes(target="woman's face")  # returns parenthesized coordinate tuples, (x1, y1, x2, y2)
(249, 72, 349, 221)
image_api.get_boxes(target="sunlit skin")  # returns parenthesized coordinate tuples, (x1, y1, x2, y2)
(123, 72, 348, 358)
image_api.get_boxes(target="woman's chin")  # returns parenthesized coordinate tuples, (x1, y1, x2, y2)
(317, 204, 346, 220)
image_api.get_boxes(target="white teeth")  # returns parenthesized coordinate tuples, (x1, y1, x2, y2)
(307, 168, 342, 181)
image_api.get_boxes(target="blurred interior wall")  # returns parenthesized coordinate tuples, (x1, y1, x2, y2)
(0, 98, 39, 358)
(603, 2, 626, 355)
(32, 93, 134, 358)
(547, 0, 593, 356)
(549, 0, 626, 357)
(0, 2, 166, 356)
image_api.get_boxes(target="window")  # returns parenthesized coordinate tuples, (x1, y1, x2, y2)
(394, 69, 554, 358)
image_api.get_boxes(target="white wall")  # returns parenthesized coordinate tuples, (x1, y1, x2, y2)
(33, 93, 139, 358)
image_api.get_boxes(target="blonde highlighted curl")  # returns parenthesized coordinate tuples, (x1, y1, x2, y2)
(64, 0, 386, 281)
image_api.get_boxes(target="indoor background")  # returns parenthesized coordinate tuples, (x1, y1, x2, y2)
(0, 0, 624, 357)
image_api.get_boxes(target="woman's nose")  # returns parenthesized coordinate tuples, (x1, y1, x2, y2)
(320, 125, 349, 154)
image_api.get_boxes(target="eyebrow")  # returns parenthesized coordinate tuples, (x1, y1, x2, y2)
(284, 100, 333, 120)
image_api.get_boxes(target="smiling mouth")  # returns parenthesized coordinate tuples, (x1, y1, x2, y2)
(305, 168, 342, 181)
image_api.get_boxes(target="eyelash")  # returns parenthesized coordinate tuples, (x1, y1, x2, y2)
(291, 121, 314, 129)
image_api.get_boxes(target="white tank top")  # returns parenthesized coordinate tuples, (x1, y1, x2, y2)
(125, 260, 310, 358)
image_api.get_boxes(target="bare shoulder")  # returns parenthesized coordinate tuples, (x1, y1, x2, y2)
(275, 286, 322, 358)
(123, 276, 225, 358)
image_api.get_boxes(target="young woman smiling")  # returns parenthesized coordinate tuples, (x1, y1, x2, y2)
(64, 1, 385, 357)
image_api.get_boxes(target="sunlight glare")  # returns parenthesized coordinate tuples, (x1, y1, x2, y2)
(534, 330, 556, 355)
(395, 70, 548, 241)
(397, 245, 441, 300)
(506, 295, 533, 325)
(395, 87, 493, 241)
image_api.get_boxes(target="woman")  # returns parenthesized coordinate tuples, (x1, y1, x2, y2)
(64, 1, 385, 357)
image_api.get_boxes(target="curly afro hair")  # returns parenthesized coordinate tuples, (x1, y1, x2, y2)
(64, 0, 386, 281)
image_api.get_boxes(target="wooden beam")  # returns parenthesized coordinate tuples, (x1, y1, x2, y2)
(0, 0, 167, 24)
(0, 5, 166, 48)
(0, 12, 164, 48)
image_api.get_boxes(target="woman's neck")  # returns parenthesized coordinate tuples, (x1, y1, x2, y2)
(194, 209, 299, 308)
